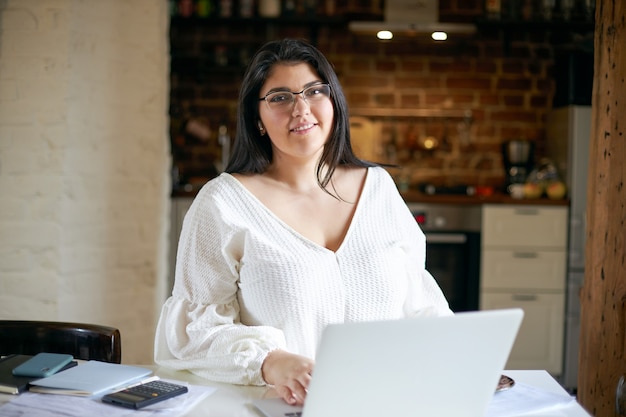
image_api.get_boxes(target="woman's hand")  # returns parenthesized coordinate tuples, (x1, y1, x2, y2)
(262, 349, 314, 406)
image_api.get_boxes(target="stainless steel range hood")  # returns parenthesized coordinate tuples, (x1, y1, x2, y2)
(348, 0, 475, 38)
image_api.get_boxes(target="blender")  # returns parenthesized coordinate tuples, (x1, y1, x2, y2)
(502, 140, 534, 191)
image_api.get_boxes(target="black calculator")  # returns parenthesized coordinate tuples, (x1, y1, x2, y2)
(101, 379, 189, 409)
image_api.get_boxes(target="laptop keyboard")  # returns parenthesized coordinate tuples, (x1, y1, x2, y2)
(284, 413, 302, 417)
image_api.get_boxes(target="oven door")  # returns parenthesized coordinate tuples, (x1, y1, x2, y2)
(424, 231, 480, 312)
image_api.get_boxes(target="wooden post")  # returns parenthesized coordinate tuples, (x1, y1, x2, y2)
(578, 1, 626, 416)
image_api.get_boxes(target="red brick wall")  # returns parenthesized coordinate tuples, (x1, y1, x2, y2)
(169, 1, 593, 192)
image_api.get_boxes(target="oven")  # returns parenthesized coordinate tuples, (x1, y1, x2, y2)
(407, 203, 482, 313)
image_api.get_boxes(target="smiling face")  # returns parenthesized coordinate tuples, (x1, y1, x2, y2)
(258, 62, 334, 166)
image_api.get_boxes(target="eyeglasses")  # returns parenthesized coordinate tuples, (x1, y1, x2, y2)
(259, 83, 331, 113)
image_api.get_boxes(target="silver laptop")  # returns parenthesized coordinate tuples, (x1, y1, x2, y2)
(253, 308, 523, 417)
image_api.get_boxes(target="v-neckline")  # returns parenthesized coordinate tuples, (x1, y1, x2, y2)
(223, 169, 371, 254)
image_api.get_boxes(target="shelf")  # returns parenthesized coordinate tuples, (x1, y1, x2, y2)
(475, 18, 594, 33)
(170, 15, 346, 26)
(171, 56, 248, 75)
(170, 15, 347, 46)
(474, 17, 594, 55)
(350, 107, 472, 120)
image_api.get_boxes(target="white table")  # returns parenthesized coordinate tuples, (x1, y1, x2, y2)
(152, 367, 591, 417)
(0, 366, 591, 416)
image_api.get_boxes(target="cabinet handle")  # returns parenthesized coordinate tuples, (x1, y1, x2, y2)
(511, 294, 538, 301)
(514, 208, 539, 215)
(512, 252, 538, 258)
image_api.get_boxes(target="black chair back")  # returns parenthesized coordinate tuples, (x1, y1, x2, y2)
(0, 320, 121, 363)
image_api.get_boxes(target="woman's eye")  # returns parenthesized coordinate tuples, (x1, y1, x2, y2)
(306, 88, 321, 97)
(269, 93, 290, 104)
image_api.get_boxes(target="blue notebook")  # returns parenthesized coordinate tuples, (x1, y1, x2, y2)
(28, 360, 152, 397)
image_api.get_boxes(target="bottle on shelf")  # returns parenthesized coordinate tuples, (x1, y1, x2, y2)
(282, 0, 296, 16)
(538, 0, 555, 20)
(196, 0, 213, 17)
(258, 0, 280, 17)
(560, 0, 575, 20)
(218, 0, 234, 17)
(504, 0, 521, 20)
(214, 45, 228, 67)
(169, 0, 178, 16)
(324, 0, 335, 16)
(239, 0, 255, 18)
(303, 0, 317, 16)
(484, 0, 502, 20)
(178, 0, 194, 17)
(521, 0, 534, 20)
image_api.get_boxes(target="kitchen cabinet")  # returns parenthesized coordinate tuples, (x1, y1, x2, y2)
(170, 15, 345, 79)
(169, 197, 194, 294)
(474, 18, 594, 56)
(480, 205, 568, 376)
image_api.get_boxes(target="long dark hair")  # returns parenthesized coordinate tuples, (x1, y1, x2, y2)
(225, 38, 375, 192)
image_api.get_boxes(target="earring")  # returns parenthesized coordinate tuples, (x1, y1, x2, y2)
(258, 123, 265, 136)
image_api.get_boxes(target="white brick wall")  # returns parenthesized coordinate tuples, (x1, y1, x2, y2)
(0, 0, 171, 365)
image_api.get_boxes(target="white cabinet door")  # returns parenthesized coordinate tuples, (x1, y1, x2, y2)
(482, 206, 568, 248)
(169, 198, 194, 294)
(481, 249, 567, 291)
(480, 204, 568, 377)
(481, 292, 565, 375)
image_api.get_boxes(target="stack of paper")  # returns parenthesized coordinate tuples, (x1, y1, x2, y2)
(485, 382, 575, 417)
(0, 380, 216, 417)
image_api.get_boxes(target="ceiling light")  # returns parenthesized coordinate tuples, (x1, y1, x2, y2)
(431, 31, 448, 41)
(377, 30, 393, 40)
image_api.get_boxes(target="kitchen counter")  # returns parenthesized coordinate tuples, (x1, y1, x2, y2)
(400, 190, 569, 206)
(172, 186, 569, 207)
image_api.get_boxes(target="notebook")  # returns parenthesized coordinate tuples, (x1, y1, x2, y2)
(28, 360, 153, 397)
(253, 308, 524, 417)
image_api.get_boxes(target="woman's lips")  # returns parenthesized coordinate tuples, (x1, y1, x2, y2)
(291, 123, 316, 133)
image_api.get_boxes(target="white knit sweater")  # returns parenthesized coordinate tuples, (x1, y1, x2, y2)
(154, 167, 452, 385)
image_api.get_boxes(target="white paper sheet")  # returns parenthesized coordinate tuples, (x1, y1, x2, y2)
(0, 379, 216, 417)
(485, 382, 576, 417)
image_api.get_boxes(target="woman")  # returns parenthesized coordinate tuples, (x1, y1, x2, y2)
(154, 38, 452, 406)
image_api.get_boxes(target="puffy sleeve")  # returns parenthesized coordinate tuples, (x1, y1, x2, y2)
(154, 182, 286, 386)
(377, 171, 454, 318)
(400, 210, 454, 318)
(404, 268, 455, 318)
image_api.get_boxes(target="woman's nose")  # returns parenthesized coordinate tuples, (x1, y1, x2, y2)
(291, 94, 311, 116)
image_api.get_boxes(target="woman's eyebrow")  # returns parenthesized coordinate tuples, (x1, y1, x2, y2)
(264, 81, 324, 94)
